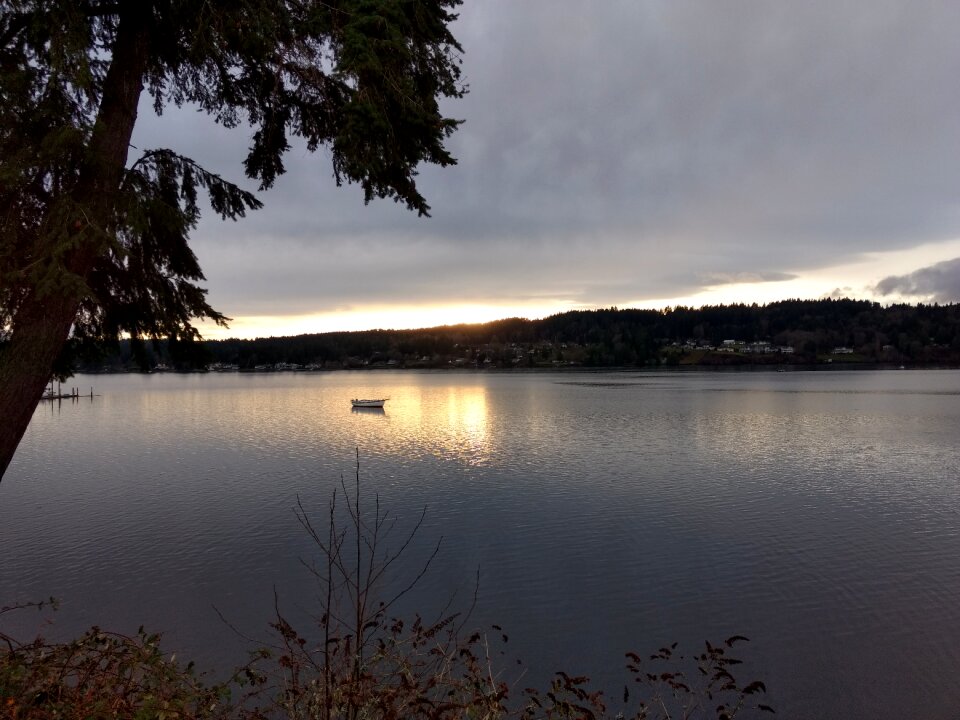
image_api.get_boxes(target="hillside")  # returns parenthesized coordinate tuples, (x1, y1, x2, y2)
(76, 299, 960, 371)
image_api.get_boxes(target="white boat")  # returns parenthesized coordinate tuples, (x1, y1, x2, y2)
(351, 398, 387, 408)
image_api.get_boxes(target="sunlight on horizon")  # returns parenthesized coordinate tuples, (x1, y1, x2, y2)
(632, 237, 960, 312)
(200, 238, 960, 340)
(198, 302, 579, 340)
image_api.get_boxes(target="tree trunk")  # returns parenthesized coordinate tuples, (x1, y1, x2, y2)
(0, 8, 150, 482)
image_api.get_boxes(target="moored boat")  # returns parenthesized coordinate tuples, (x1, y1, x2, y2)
(351, 398, 387, 408)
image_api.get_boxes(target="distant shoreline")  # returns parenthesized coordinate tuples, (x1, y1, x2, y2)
(71, 361, 960, 376)
(71, 301, 960, 373)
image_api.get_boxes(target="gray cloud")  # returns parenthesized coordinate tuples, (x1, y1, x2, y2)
(131, 1, 960, 325)
(824, 287, 857, 300)
(699, 271, 798, 286)
(874, 257, 960, 303)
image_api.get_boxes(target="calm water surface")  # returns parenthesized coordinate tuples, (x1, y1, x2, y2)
(3, 369, 960, 719)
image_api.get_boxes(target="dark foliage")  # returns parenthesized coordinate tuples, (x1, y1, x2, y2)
(0, 0, 466, 478)
(1, 0, 464, 347)
(81, 299, 960, 371)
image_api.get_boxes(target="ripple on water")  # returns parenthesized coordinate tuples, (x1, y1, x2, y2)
(4, 369, 960, 719)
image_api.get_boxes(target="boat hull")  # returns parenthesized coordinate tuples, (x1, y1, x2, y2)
(351, 399, 387, 408)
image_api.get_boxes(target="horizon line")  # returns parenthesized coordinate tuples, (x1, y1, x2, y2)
(198, 295, 951, 343)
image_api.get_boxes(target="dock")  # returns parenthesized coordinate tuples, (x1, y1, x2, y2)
(39, 382, 96, 401)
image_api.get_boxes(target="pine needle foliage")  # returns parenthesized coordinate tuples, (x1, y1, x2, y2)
(0, 0, 466, 477)
(0, 0, 464, 343)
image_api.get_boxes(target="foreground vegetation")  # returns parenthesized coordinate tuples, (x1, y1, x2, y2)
(0, 618, 772, 719)
(75, 299, 960, 372)
(2, 461, 772, 719)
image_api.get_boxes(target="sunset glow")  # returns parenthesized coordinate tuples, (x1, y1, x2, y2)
(201, 238, 960, 340)
(199, 301, 578, 340)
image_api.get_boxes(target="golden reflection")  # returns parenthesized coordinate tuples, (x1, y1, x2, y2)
(444, 387, 489, 465)
(386, 384, 493, 467)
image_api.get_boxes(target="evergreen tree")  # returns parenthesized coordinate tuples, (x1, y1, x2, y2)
(0, 0, 465, 479)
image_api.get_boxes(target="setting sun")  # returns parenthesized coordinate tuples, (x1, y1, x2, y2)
(199, 301, 578, 339)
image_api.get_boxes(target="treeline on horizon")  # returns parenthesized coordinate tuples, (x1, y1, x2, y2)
(80, 298, 960, 371)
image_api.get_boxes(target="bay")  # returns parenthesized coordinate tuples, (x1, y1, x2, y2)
(3, 368, 960, 718)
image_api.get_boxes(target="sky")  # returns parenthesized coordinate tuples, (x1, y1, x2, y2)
(133, 1, 960, 340)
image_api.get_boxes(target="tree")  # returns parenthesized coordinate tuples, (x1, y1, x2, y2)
(0, 0, 465, 479)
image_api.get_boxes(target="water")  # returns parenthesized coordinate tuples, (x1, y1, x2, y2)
(3, 369, 960, 718)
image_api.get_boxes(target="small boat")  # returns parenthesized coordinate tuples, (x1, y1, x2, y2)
(351, 398, 387, 408)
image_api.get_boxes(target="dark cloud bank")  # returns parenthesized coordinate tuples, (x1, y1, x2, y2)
(875, 257, 960, 303)
(133, 1, 960, 318)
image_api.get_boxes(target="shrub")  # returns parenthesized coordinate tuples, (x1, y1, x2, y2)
(2, 456, 773, 719)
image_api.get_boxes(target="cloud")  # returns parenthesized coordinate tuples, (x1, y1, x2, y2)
(129, 0, 960, 328)
(824, 287, 856, 300)
(699, 271, 798, 287)
(874, 257, 960, 303)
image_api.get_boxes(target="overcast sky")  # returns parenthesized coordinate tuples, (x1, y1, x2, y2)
(134, 0, 960, 339)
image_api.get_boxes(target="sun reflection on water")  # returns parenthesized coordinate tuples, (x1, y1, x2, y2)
(382, 384, 492, 467)
(441, 386, 490, 466)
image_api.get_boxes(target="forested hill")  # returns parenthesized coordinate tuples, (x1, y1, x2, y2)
(85, 299, 960, 371)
